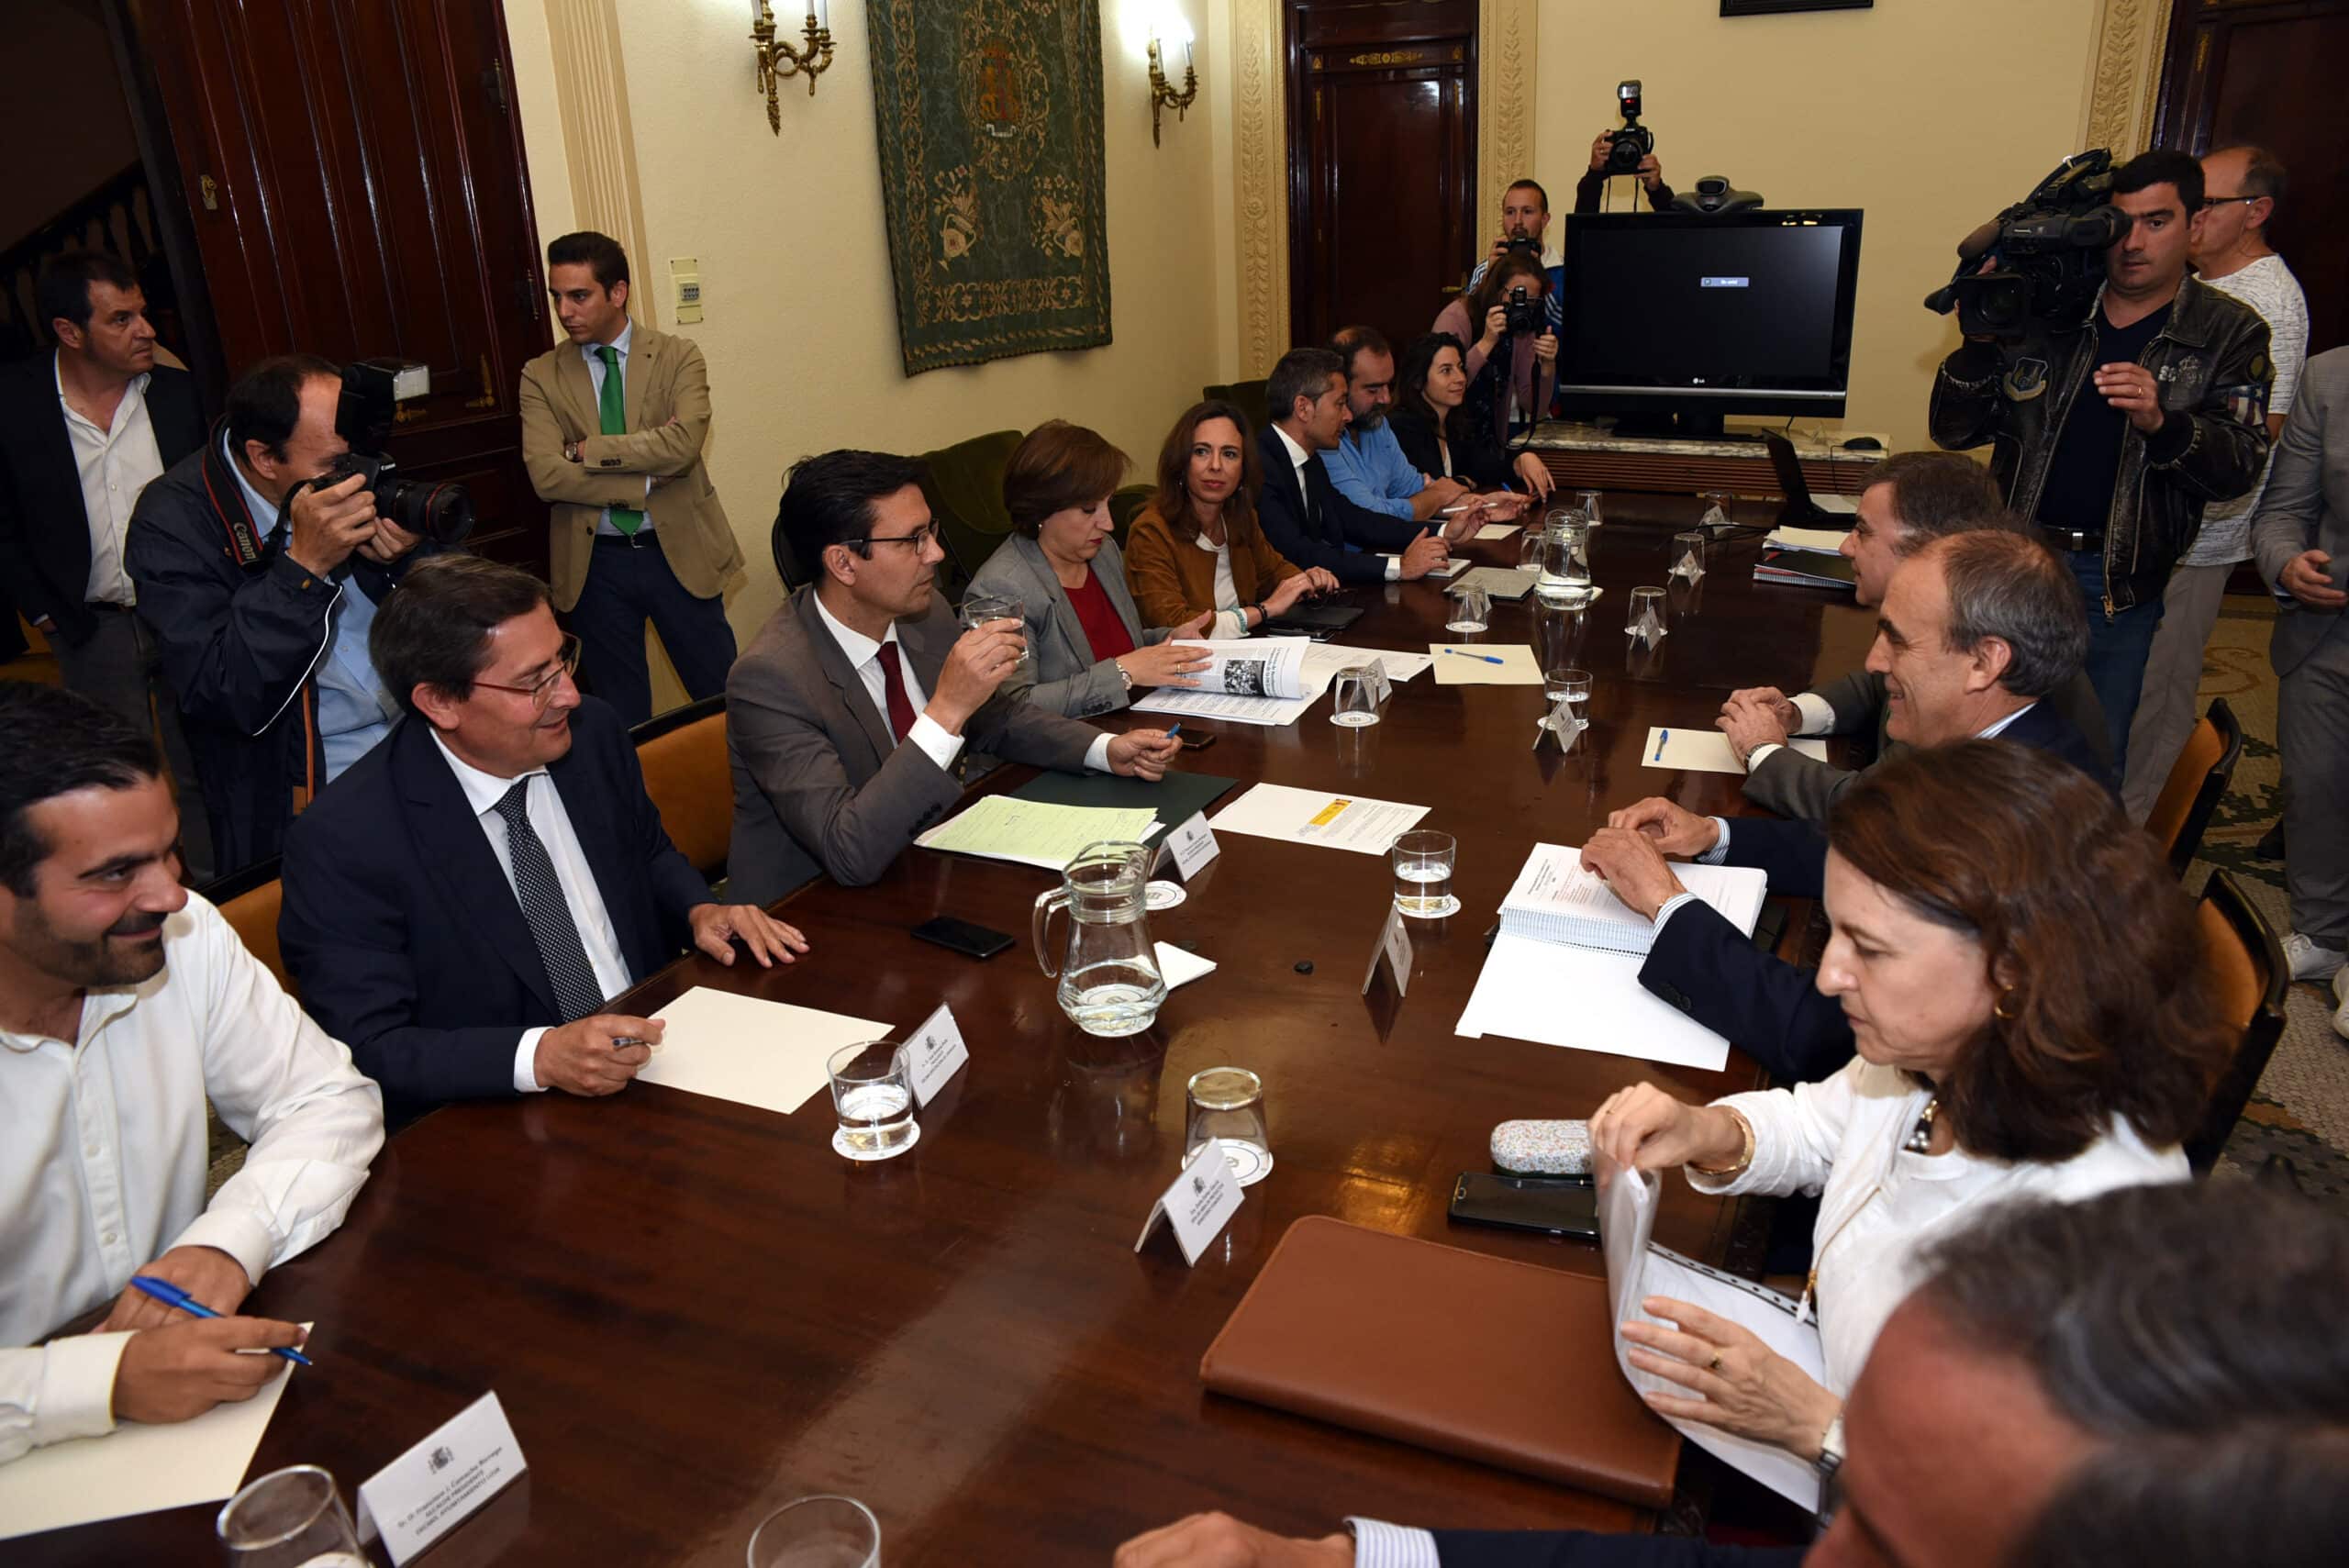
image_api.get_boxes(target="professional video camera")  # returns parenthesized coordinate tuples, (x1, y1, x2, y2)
(1603, 80, 1653, 177)
(306, 358, 476, 546)
(1922, 149, 2128, 339)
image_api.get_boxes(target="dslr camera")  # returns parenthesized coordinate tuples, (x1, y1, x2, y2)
(1604, 80, 1653, 177)
(306, 358, 476, 546)
(1502, 283, 1543, 337)
(1923, 149, 2128, 339)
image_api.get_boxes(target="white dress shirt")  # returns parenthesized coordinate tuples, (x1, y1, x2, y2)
(429, 731, 637, 1093)
(56, 356, 165, 606)
(1, 893, 384, 1462)
(1274, 423, 1403, 583)
(580, 322, 656, 535)
(811, 591, 1114, 775)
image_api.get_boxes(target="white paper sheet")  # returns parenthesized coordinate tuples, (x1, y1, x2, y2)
(1208, 782, 1430, 855)
(1299, 645, 1434, 686)
(1155, 941, 1217, 990)
(1763, 525, 1852, 553)
(1600, 1162, 1826, 1511)
(1454, 932, 1731, 1073)
(1430, 643, 1545, 684)
(0, 1325, 310, 1540)
(1131, 685, 1319, 727)
(1642, 727, 1830, 775)
(1381, 553, 1464, 577)
(640, 987, 891, 1117)
(1474, 522, 1524, 540)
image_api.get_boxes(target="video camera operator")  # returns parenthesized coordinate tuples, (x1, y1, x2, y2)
(1929, 149, 2274, 773)
(126, 355, 444, 873)
(1434, 250, 1557, 444)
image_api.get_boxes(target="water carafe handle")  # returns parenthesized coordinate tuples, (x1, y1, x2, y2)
(1032, 886, 1070, 979)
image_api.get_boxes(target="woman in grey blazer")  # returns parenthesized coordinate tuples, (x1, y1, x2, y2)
(967, 422, 1213, 718)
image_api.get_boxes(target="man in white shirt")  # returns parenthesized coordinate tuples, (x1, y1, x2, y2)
(727, 450, 1182, 905)
(0, 682, 383, 1462)
(2123, 144, 2310, 824)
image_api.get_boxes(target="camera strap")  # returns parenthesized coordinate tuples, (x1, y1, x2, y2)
(197, 419, 269, 569)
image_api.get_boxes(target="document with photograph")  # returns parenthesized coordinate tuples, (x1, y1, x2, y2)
(1132, 637, 1319, 726)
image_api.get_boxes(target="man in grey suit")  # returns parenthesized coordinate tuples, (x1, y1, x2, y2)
(1721, 452, 2110, 823)
(2253, 345, 2349, 1006)
(727, 450, 1183, 905)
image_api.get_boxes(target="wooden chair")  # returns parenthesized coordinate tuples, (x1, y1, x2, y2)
(2144, 697, 2242, 877)
(2185, 869, 2290, 1174)
(918, 428, 1024, 603)
(1202, 380, 1270, 434)
(200, 856, 293, 997)
(632, 695, 731, 883)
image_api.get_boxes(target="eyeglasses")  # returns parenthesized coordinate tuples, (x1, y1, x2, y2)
(2202, 195, 2260, 208)
(472, 633, 582, 713)
(846, 522, 942, 551)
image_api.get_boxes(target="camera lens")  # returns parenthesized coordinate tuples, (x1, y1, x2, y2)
(382, 476, 476, 547)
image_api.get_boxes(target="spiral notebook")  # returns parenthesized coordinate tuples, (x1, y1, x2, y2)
(1498, 843, 1767, 957)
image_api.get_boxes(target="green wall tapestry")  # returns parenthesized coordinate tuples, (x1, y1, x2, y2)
(865, 0, 1111, 374)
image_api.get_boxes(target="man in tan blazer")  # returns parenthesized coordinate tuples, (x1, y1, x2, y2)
(519, 230, 744, 727)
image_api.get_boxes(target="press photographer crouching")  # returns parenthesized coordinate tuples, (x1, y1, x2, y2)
(1927, 148, 2273, 778)
(125, 355, 464, 873)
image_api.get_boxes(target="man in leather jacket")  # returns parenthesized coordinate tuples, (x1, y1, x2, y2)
(1929, 149, 2273, 774)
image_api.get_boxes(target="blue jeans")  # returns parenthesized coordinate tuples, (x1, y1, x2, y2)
(2066, 550, 2165, 777)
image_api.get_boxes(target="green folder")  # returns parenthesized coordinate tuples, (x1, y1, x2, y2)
(1008, 769, 1239, 837)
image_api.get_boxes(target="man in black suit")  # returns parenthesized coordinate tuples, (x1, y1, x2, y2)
(1255, 347, 1451, 589)
(1113, 1182, 2348, 1567)
(0, 252, 213, 878)
(1581, 530, 2107, 1083)
(279, 555, 807, 1121)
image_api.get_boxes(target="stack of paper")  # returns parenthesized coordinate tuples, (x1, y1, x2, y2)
(1209, 782, 1430, 856)
(1134, 643, 1436, 728)
(1498, 843, 1766, 957)
(1765, 526, 1854, 555)
(916, 795, 1161, 870)
(1456, 935, 1731, 1073)
(1754, 549, 1857, 591)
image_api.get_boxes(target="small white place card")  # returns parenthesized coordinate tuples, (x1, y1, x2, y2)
(904, 1003, 970, 1107)
(1366, 657, 1394, 706)
(1362, 905, 1413, 997)
(356, 1391, 526, 1565)
(1133, 1142, 1245, 1264)
(1165, 811, 1221, 881)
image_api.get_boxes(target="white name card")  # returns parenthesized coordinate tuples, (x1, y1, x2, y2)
(1363, 905, 1412, 997)
(1367, 657, 1395, 706)
(905, 1003, 970, 1107)
(356, 1391, 527, 1565)
(1134, 1142, 1244, 1264)
(1165, 812, 1221, 881)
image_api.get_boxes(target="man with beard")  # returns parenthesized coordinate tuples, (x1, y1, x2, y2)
(1322, 327, 1521, 534)
(0, 683, 383, 1463)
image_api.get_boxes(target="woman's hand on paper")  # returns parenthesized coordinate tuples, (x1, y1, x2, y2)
(1622, 1297, 1842, 1461)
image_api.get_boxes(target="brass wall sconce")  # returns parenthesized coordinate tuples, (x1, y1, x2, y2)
(752, 0, 835, 134)
(1147, 32, 1197, 149)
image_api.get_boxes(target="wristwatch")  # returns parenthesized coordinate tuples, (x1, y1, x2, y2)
(1115, 660, 1133, 693)
(562, 439, 582, 463)
(1815, 1411, 1846, 1482)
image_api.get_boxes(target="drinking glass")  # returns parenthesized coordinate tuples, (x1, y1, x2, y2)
(960, 592, 1029, 680)
(1626, 585, 1669, 645)
(1392, 828, 1461, 918)
(1670, 530, 1708, 584)
(1186, 1066, 1272, 1186)
(1698, 489, 1733, 529)
(1330, 664, 1380, 727)
(1445, 582, 1491, 634)
(747, 1496, 882, 1568)
(1575, 489, 1605, 528)
(828, 1042, 916, 1161)
(1542, 666, 1591, 734)
(217, 1465, 364, 1568)
(1517, 528, 1546, 573)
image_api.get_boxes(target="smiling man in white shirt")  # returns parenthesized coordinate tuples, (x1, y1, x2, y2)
(0, 682, 384, 1463)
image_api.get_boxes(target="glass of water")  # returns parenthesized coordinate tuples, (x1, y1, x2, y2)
(217, 1465, 364, 1568)
(1670, 530, 1708, 584)
(1330, 664, 1380, 727)
(828, 1042, 916, 1162)
(1445, 582, 1491, 634)
(1575, 489, 1605, 528)
(960, 592, 1028, 680)
(1517, 528, 1545, 573)
(748, 1495, 881, 1568)
(1543, 666, 1591, 733)
(1186, 1066, 1272, 1186)
(1392, 828, 1461, 918)
(1626, 584, 1669, 645)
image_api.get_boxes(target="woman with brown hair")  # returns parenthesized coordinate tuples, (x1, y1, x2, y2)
(965, 421, 1216, 718)
(1585, 740, 2227, 1473)
(1123, 399, 1340, 636)
(1431, 249, 1558, 440)
(1387, 332, 1555, 497)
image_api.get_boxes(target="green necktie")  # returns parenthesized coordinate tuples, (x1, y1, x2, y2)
(596, 343, 644, 535)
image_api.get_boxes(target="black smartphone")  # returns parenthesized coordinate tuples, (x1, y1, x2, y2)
(910, 916, 1015, 961)
(1176, 730, 1216, 751)
(1447, 1172, 1600, 1240)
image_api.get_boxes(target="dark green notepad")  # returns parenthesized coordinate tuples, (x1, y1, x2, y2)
(1008, 769, 1240, 836)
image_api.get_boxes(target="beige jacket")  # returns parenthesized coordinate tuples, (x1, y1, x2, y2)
(518, 323, 744, 610)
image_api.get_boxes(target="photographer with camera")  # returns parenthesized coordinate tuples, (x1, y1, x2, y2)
(1463, 181, 1564, 337)
(1579, 82, 1673, 213)
(1433, 250, 1558, 444)
(126, 355, 437, 873)
(1929, 149, 2274, 773)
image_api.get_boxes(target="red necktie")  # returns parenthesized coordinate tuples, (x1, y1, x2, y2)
(875, 642, 917, 742)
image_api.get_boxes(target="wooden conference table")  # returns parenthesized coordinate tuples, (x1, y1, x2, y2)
(28, 495, 1874, 1565)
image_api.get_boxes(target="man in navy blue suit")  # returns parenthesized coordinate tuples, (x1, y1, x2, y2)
(1255, 347, 1452, 589)
(1581, 529, 2109, 1084)
(279, 554, 807, 1121)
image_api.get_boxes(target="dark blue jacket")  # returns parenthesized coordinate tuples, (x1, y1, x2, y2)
(279, 695, 710, 1121)
(1254, 424, 1425, 587)
(1431, 1530, 1802, 1567)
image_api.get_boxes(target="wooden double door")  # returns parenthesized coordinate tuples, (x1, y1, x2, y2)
(127, 0, 551, 573)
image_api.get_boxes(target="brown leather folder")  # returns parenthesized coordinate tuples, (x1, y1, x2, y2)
(1199, 1215, 1681, 1507)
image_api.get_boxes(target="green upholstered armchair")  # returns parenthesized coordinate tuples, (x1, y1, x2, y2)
(918, 428, 1025, 603)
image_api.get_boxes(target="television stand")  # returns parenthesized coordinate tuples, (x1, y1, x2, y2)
(1520, 421, 1886, 500)
(1603, 410, 1759, 442)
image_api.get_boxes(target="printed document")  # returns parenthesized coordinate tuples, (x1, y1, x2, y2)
(1764, 524, 1853, 552)
(916, 795, 1161, 870)
(1499, 844, 1766, 958)
(1209, 782, 1430, 855)
(1455, 933, 1731, 1073)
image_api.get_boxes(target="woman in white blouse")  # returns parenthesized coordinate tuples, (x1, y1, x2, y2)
(1587, 740, 2229, 1473)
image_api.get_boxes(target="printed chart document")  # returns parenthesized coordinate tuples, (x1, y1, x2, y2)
(1499, 844, 1767, 958)
(1601, 1160, 1826, 1511)
(1643, 727, 1829, 775)
(0, 1326, 310, 1538)
(1136, 643, 1435, 728)
(1430, 643, 1544, 685)
(915, 795, 1160, 870)
(641, 987, 891, 1117)
(1210, 782, 1429, 855)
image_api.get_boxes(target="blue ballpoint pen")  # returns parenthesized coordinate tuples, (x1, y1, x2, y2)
(1442, 648, 1506, 665)
(1653, 729, 1669, 762)
(128, 1276, 315, 1366)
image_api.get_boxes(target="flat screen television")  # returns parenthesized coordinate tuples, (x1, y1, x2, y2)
(1553, 209, 1863, 438)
